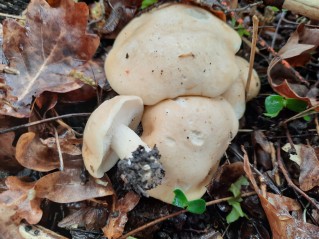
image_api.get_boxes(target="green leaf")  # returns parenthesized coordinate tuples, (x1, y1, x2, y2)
(226, 206, 241, 223)
(186, 199, 206, 214)
(172, 188, 189, 208)
(141, 0, 158, 9)
(127, 237, 139, 239)
(267, 6, 280, 12)
(285, 98, 308, 113)
(264, 95, 285, 118)
(229, 176, 249, 198)
(226, 201, 247, 223)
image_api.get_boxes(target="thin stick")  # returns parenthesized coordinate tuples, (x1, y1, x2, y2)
(276, 144, 319, 211)
(225, 1, 263, 13)
(119, 191, 256, 239)
(0, 12, 25, 20)
(54, 128, 64, 171)
(282, 104, 319, 124)
(245, 15, 259, 100)
(0, 113, 91, 135)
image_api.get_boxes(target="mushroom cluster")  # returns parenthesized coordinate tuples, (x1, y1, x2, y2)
(82, 3, 260, 203)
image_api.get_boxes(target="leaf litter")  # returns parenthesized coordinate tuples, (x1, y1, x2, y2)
(0, 0, 319, 238)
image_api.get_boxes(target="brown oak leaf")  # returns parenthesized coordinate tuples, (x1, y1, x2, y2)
(0, 0, 100, 117)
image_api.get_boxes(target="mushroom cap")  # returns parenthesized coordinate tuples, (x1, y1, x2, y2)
(82, 95, 143, 178)
(141, 96, 238, 203)
(222, 56, 261, 119)
(105, 3, 242, 105)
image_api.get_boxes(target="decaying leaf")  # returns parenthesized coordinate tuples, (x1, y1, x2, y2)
(0, 0, 100, 117)
(34, 169, 114, 203)
(243, 148, 319, 239)
(103, 192, 140, 239)
(0, 169, 114, 224)
(267, 24, 319, 110)
(15, 132, 82, 172)
(58, 205, 109, 230)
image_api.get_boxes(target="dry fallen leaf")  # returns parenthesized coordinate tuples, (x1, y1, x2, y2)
(0, 176, 42, 224)
(267, 24, 319, 110)
(34, 169, 114, 203)
(0, 0, 100, 117)
(103, 192, 140, 239)
(299, 145, 319, 191)
(243, 147, 319, 239)
(15, 132, 82, 172)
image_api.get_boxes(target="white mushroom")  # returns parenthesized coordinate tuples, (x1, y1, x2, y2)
(105, 3, 242, 105)
(82, 95, 164, 195)
(222, 56, 261, 119)
(141, 96, 239, 203)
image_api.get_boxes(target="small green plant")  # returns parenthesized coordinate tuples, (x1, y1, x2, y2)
(226, 175, 249, 224)
(172, 188, 206, 214)
(141, 0, 158, 9)
(230, 17, 250, 37)
(264, 94, 310, 120)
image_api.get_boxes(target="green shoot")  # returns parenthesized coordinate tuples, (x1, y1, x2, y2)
(141, 0, 158, 9)
(226, 176, 249, 224)
(264, 95, 310, 121)
(172, 189, 206, 214)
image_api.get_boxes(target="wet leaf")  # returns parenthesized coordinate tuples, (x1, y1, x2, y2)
(267, 24, 319, 110)
(103, 192, 140, 239)
(34, 169, 114, 203)
(0, 0, 100, 117)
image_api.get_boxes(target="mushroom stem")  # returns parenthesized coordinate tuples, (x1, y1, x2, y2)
(111, 123, 151, 160)
(111, 123, 164, 196)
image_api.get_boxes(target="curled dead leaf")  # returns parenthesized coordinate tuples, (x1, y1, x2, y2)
(267, 24, 319, 110)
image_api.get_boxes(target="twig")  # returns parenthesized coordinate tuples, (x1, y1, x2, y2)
(276, 143, 319, 211)
(282, 104, 319, 124)
(270, 11, 287, 51)
(0, 113, 91, 134)
(245, 15, 259, 100)
(119, 191, 256, 239)
(225, 1, 263, 13)
(0, 12, 25, 20)
(54, 128, 64, 171)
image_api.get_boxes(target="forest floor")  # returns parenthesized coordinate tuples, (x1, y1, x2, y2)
(0, 0, 319, 239)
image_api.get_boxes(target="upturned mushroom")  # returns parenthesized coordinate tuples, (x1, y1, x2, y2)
(141, 96, 238, 203)
(105, 3, 242, 105)
(82, 95, 164, 195)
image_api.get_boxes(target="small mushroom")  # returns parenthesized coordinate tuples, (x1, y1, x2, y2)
(82, 95, 164, 195)
(105, 3, 242, 105)
(222, 56, 261, 119)
(141, 96, 238, 203)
